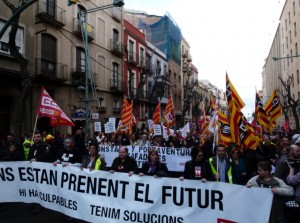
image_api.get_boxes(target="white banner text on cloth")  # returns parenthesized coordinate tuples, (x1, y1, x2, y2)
(0, 162, 273, 223)
(99, 146, 190, 172)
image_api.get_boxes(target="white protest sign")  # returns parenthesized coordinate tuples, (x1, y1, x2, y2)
(153, 124, 162, 136)
(0, 162, 273, 223)
(94, 122, 101, 132)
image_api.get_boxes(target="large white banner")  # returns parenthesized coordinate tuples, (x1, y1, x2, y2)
(99, 146, 191, 172)
(0, 162, 273, 223)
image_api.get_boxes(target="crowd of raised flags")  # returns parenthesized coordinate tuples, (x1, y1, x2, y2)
(36, 71, 284, 149)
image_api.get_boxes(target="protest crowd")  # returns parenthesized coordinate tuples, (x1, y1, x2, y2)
(0, 125, 300, 223)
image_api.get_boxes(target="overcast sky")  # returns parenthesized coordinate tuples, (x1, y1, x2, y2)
(124, 0, 285, 117)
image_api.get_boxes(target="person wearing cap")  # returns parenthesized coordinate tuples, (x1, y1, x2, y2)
(110, 146, 138, 176)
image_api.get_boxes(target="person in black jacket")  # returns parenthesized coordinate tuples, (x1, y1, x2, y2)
(110, 146, 138, 176)
(138, 147, 168, 177)
(28, 132, 51, 163)
(179, 146, 213, 182)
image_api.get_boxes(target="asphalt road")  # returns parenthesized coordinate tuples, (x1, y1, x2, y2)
(0, 203, 86, 223)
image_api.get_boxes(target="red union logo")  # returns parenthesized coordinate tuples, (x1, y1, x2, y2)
(41, 96, 59, 109)
(217, 219, 237, 223)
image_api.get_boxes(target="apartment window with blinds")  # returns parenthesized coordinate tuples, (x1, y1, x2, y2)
(41, 34, 56, 76)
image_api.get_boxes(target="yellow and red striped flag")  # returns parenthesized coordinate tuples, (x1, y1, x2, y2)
(265, 89, 282, 123)
(118, 97, 133, 133)
(226, 72, 245, 109)
(152, 101, 161, 124)
(255, 92, 271, 133)
(163, 95, 175, 134)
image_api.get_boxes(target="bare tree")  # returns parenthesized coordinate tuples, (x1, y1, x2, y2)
(2, 0, 36, 141)
(279, 75, 300, 131)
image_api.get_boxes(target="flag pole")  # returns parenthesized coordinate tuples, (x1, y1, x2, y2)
(32, 114, 39, 134)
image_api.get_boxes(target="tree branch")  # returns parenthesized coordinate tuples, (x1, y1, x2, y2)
(2, 0, 16, 12)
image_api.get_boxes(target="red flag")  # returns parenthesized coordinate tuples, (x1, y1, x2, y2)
(37, 86, 74, 126)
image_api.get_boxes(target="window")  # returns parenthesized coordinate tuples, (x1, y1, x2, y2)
(294, 22, 297, 36)
(112, 62, 119, 87)
(292, 74, 294, 87)
(297, 70, 299, 84)
(293, 2, 296, 15)
(43, 0, 55, 18)
(296, 43, 298, 56)
(285, 19, 287, 31)
(0, 20, 24, 54)
(112, 29, 119, 50)
(291, 49, 293, 63)
(41, 34, 56, 76)
(290, 30, 292, 44)
(114, 99, 120, 109)
(156, 60, 161, 75)
(288, 12, 291, 24)
(286, 37, 288, 49)
(128, 40, 134, 61)
(76, 47, 85, 72)
(163, 64, 167, 76)
(139, 47, 144, 66)
(99, 98, 105, 106)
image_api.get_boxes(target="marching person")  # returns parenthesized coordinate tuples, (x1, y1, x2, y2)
(53, 138, 82, 167)
(82, 143, 106, 171)
(138, 147, 168, 177)
(28, 131, 51, 163)
(179, 146, 212, 182)
(110, 146, 138, 176)
(209, 144, 233, 184)
(246, 161, 294, 223)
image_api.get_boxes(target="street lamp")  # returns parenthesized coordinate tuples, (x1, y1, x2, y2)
(78, 0, 124, 134)
(272, 55, 300, 61)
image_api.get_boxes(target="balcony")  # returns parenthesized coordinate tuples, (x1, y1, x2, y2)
(98, 106, 107, 112)
(128, 51, 137, 65)
(71, 68, 96, 87)
(140, 89, 149, 100)
(113, 107, 121, 114)
(35, 58, 67, 82)
(73, 18, 94, 42)
(37, 0, 66, 28)
(112, 7, 122, 22)
(110, 78, 124, 94)
(110, 39, 123, 56)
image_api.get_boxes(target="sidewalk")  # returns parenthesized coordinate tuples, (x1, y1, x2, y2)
(0, 203, 85, 223)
